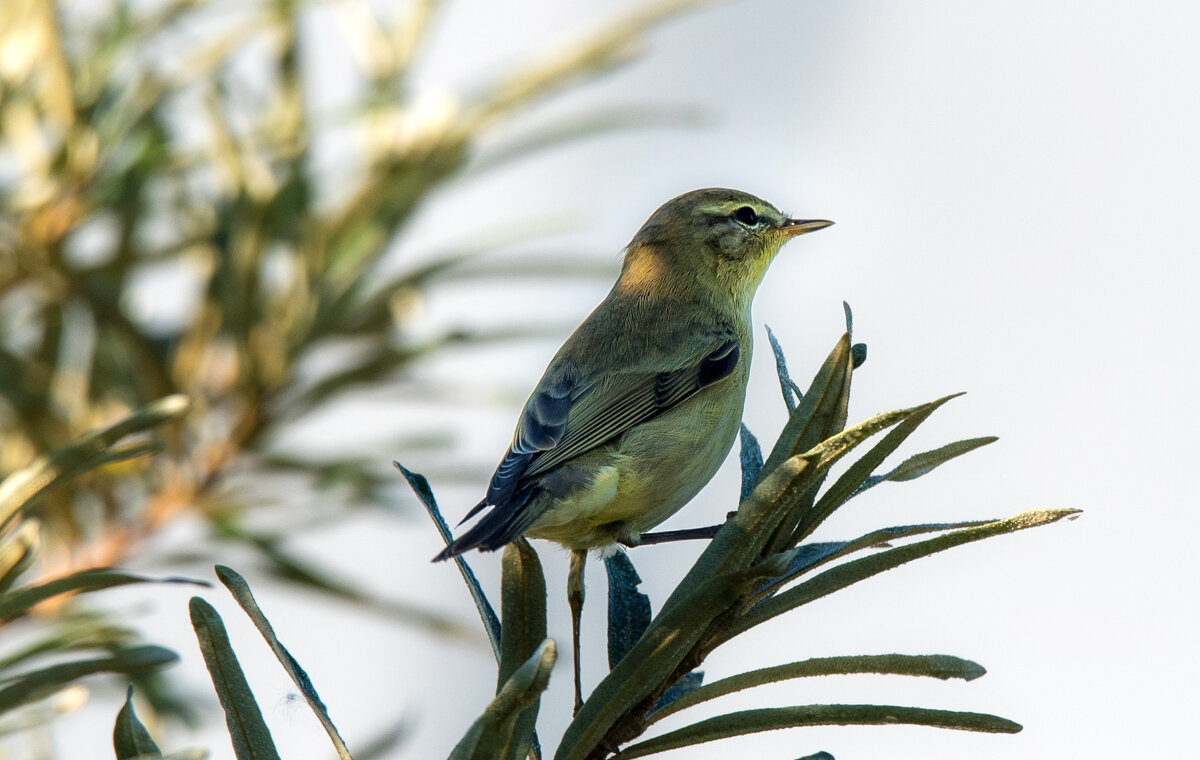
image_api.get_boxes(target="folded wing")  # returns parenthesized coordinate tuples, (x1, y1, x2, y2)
(433, 332, 739, 560)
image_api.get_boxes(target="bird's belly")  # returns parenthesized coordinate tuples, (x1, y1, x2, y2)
(614, 397, 741, 530)
(525, 383, 744, 549)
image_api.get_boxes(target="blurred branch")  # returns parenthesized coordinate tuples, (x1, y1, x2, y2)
(210, 519, 477, 642)
(468, 103, 706, 177)
(0, 396, 190, 531)
(463, 0, 714, 131)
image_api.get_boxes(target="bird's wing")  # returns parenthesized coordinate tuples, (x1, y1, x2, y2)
(480, 330, 740, 510)
(436, 328, 741, 558)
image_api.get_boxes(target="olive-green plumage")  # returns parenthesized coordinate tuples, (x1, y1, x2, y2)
(435, 188, 831, 560)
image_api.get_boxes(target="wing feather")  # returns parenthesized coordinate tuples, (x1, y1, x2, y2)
(511, 335, 738, 481)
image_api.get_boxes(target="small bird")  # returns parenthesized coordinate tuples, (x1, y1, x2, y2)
(437, 188, 831, 560)
(434, 188, 831, 709)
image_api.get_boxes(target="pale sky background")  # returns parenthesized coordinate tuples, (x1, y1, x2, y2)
(44, 1, 1200, 758)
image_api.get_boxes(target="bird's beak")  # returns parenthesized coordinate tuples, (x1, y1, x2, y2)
(779, 218, 834, 237)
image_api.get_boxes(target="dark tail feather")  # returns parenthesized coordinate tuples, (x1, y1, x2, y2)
(457, 498, 488, 526)
(432, 487, 545, 562)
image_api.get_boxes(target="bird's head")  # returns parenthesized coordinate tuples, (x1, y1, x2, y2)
(619, 188, 832, 312)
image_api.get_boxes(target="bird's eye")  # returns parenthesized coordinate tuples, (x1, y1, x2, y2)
(732, 206, 758, 226)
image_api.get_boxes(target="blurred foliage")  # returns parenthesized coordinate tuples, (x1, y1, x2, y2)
(402, 316, 1079, 759)
(0, 0, 709, 570)
(0, 396, 203, 747)
(0, 0, 713, 752)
